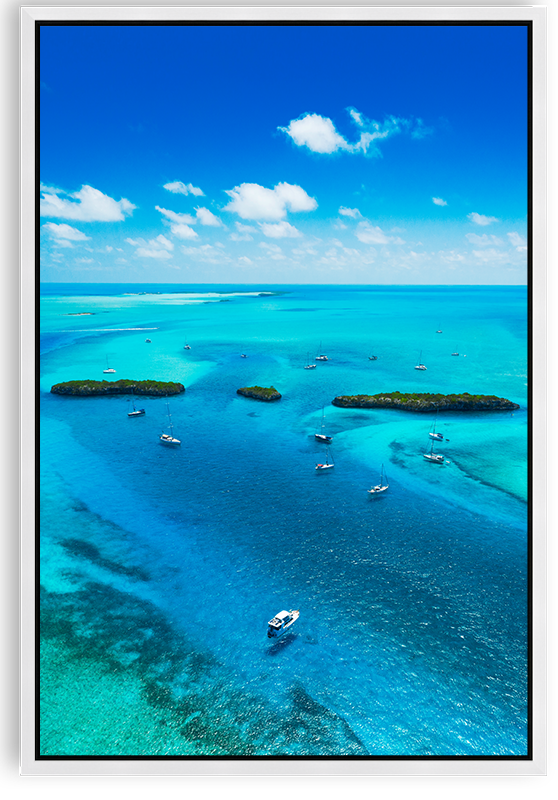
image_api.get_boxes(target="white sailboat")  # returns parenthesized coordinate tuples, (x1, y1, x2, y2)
(304, 352, 317, 369)
(429, 413, 444, 441)
(423, 441, 444, 463)
(315, 341, 328, 361)
(451, 348, 459, 356)
(127, 392, 145, 417)
(159, 401, 181, 446)
(103, 355, 116, 374)
(368, 464, 389, 494)
(183, 337, 191, 350)
(316, 447, 334, 470)
(314, 408, 333, 443)
(414, 350, 427, 370)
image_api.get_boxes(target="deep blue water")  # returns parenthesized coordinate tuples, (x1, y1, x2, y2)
(39, 284, 528, 756)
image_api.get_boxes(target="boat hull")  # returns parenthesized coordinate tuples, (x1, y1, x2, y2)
(160, 436, 180, 446)
(315, 434, 332, 443)
(423, 454, 444, 463)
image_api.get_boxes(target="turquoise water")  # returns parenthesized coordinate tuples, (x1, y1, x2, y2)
(39, 284, 528, 757)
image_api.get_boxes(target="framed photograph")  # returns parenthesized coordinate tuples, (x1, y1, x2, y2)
(21, 5, 547, 776)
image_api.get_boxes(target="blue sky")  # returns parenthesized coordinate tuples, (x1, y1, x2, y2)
(39, 24, 529, 284)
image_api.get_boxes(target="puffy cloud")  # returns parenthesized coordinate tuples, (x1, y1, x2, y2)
(279, 108, 431, 156)
(170, 224, 198, 240)
(40, 185, 135, 221)
(259, 221, 301, 238)
(338, 206, 362, 218)
(507, 231, 527, 251)
(155, 206, 196, 225)
(432, 197, 447, 206)
(468, 212, 499, 226)
(259, 242, 286, 259)
(155, 205, 198, 238)
(163, 181, 204, 196)
(230, 221, 256, 241)
(466, 233, 503, 246)
(42, 222, 91, 241)
(472, 248, 508, 263)
(224, 182, 317, 220)
(195, 207, 222, 226)
(279, 113, 352, 154)
(126, 234, 174, 259)
(355, 221, 390, 244)
(439, 250, 465, 263)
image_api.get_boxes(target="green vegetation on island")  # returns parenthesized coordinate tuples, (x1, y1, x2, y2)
(236, 386, 282, 402)
(332, 391, 520, 412)
(50, 379, 185, 397)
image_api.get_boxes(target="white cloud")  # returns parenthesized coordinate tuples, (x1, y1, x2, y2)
(259, 221, 301, 238)
(163, 181, 204, 196)
(155, 206, 198, 239)
(279, 113, 352, 154)
(258, 242, 286, 259)
(338, 206, 362, 218)
(224, 182, 317, 220)
(42, 222, 91, 241)
(155, 206, 196, 225)
(238, 256, 253, 265)
(468, 212, 499, 226)
(229, 221, 256, 241)
(75, 257, 94, 264)
(170, 224, 197, 239)
(195, 207, 222, 226)
(439, 250, 465, 263)
(279, 108, 431, 156)
(40, 185, 136, 221)
(507, 231, 527, 251)
(466, 233, 503, 246)
(333, 219, 348, 230)
(432, 197, 447, 206)
(126, 234, 174, 259)
(472, 248, 507, 263)
(355, 221, 390, 244)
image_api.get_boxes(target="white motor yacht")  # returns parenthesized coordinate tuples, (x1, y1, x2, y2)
(267, 609, 300, 638)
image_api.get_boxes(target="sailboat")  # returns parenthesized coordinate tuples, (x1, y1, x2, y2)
(315, 408, 333, 443)
(451, 348, 459, 356)
(423, 441, 444, 463)
(368, 353, 378, 361)
(414, 351, 427, 370)
(127, 391, 145, 417)
(159, 401, 181, 446)
(429, 413, 444, 441)
(436, 324, 443, 333)
(315, 341, 328, 361)
(368, 464, 389, 494)
(304, 352, 317, 370)
(103, 355, 116, 374)
(183, 337, 191, 350)
(316, 447, 334, 470)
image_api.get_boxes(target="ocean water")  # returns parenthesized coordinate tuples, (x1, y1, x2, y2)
(39, 284, 528, 757)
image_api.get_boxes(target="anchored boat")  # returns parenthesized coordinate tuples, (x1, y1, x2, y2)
(368, 464, 389, 494)
(315, 407, 333, 443)
(267, 609, 300, 638)
(159, 401, 181, 446)
(423, 441, 444, 463)
(316, 447, 334, 470)
(414, 350, 427, 370)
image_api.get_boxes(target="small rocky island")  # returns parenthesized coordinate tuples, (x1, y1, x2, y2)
(236, 385, 282, 402)
(51, 379, 185, 397)
(332, 391, 519, 412)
